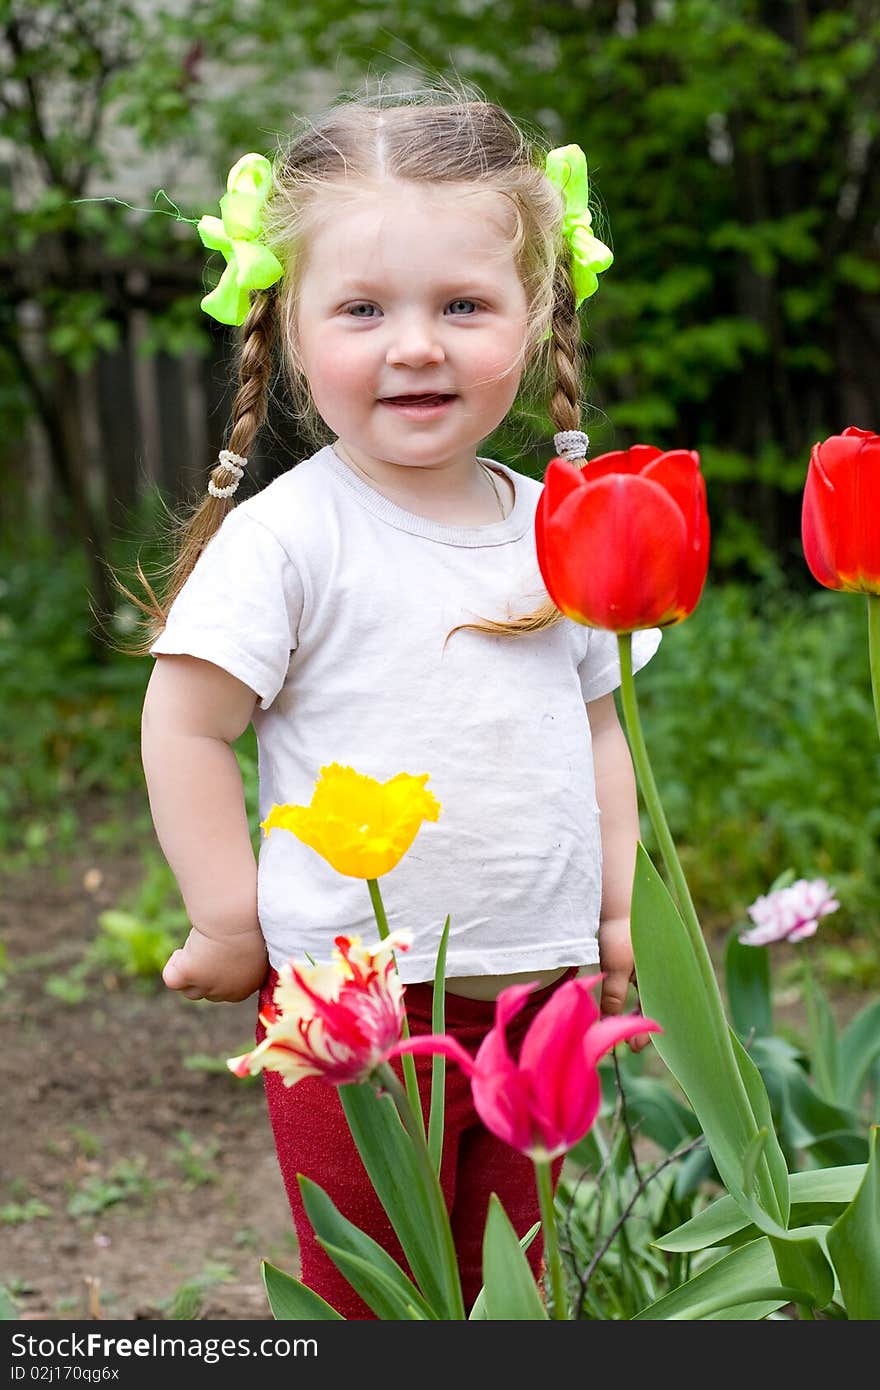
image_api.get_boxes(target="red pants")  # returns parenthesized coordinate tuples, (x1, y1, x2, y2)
(257, 969, 573, 1319)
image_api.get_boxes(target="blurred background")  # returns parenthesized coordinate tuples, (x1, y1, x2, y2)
(0, 0, 879, 1319)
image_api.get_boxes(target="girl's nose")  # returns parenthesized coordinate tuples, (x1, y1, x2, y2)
(385, 315, 446, 368)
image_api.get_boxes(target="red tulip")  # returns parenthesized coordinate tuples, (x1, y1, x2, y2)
(535, 446, 710, 631)
(389, 975, 660, 1161)
(801, 427, 880, 595)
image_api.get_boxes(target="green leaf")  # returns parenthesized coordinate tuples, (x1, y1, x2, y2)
(837, 1000, 880, 1112)
(339, 1083, 464, 1318)
(315, 1241, 434, 1320)
(729, 1030, 791, 1219)
(837, 252, 880, 294)
(630, 846, 788, 1223)
(634, 1238, 792, 1320)
(742, 1126, 770, 1200)
(750, 1035, 868, 1167)
(299, 1177, 436, 1320)
(802, 966, 840, 1102)
(428, 914, 451, 1175)
(672, 1142, 718, 1201)
(768, 1227, 835, 1311)
(480, 1196, 548, 1320)
(261, 1260, 343, 1320)
(725, 930, 772, 1039)
(826, 1125, 880, 1318)
(469, 1222, 540, 1320)
(0, 1286, 19, 1320)
(656, 1163, 868, 1251)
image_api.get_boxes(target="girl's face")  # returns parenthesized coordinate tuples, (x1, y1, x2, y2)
(294, 182, 530, 477)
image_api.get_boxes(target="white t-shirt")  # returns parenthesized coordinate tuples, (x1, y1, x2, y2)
(150, 444, 662, 982)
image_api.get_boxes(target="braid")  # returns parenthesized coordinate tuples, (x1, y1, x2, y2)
(214, 289, 277, 486)
(548, 260, 584, 436)
(111, 290, 278, 657)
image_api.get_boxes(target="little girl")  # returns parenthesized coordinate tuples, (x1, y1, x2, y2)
(134, 85, 662, 1318)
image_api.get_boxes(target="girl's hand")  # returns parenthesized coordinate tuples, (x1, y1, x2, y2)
(597, 915, 653, 1053)
(163, 926, 268, 1003)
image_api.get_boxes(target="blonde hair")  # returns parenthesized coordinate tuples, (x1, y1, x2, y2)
(118, 76, 601, 655)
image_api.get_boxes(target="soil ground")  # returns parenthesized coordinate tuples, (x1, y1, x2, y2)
(1, 796, 290, 1322)
(0, 795, 868, 1322)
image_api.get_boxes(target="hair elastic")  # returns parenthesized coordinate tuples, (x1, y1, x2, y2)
(207, 448, 248, 499)
(553, 430, 590, 462)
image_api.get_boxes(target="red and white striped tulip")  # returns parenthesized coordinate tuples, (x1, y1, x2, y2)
(228, 930, 411, 1086)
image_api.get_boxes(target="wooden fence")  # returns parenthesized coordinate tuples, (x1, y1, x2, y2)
(12, 285, 307, 536)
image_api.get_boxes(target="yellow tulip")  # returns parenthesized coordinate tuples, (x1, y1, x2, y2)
(261, 762, 441, 878)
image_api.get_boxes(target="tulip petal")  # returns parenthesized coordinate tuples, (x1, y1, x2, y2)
(471, 1063, 538, 1154)
(493, 982, 541, 1034)
(536, 458, 586, 604)
(470, 983, 549, 1153)
(802, 431, 880, 594)
(582, 1013, 662, 1070)
(544, 474, 689, 629)
(469, 982, 538, 1079)
(386, 1033, 476, 1075)
(642, 450, 710, 615)
(519, 980, 606, 1153)
(528, 1069, 602, 1158)
(802, 451, 843, 590)
(519, 978, 600, 1074)
(580, 445, 664, 481)
(261, 764, 441, 878)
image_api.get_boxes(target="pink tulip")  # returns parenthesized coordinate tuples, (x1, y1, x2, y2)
(389, 974, 661, 1161)
(739, 878, 840, 946)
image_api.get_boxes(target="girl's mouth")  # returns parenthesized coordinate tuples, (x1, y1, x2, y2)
(379, 394, 457, 417)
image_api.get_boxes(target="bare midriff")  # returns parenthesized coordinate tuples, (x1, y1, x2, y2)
(443, 965, 571, 1001)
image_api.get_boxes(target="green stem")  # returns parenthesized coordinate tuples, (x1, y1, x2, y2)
(367, 877, 390, 939)
(534, 1159, 567, 1318)
(617, 632, 786, 1228)
(374, 1063, 466, 1320)
(801, 950, 819, 1059)
(367, 878, 424, 1139)
(616, 634, 716, 1002)
(868, 595, 880, 745)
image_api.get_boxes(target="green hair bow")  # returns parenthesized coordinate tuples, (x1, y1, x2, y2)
(544, 143, 613, 308)
(198, 153, 284, 326)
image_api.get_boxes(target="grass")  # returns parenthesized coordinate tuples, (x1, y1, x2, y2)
(0, 1199, 52, 1225)
(157, 1263, 236, 1320)
(66, 1156, 162, 1218)
(170, 1129, 222, 1188)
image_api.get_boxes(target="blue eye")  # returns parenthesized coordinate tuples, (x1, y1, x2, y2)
(343, 298, 480, 318)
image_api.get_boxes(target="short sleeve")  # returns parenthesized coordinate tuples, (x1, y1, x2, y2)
(578, 626, 663, 703)
(149, 508, 303, 710)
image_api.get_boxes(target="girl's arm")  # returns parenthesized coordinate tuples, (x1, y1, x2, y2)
(587, 692, 652, 1052)
(141, 653, 268, 1002)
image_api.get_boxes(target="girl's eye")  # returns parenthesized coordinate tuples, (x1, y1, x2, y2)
(343, 299, 481, 318)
